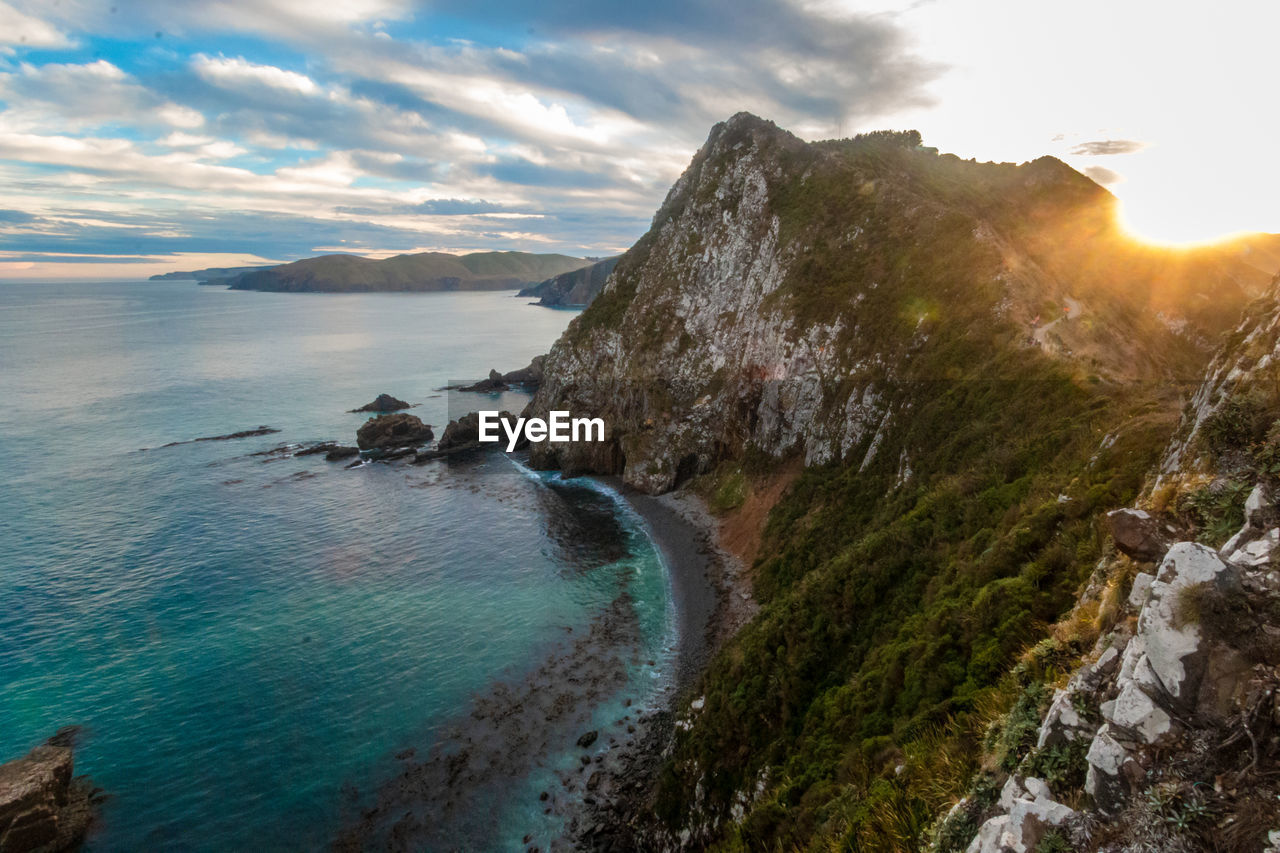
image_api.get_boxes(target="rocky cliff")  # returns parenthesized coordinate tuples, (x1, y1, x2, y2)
(520, 113, 1280, 850)
(527, 113, 1276, 494)
(518, 256, 621, 307)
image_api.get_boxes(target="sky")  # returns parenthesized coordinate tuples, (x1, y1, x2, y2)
(0, 0, 1276, 279)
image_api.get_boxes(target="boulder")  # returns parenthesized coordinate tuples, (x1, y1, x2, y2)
(1139, 544, 1234, 705)
(437, 412, 483, 451)
(967, 815, 1012, 853)
(355, 414, 434, 451)
(1228, 527, 1279, 568)
(0, 744, 93, 853)
(413, 411, 522, 462)
(324, 446, 360, 462)
(1106, 680, 1176, 745)
(998, 776, 1053, 811)
(1036, 689, 1089, 749)
(1245, 484, 1269, 526)
(967, 792, 1075, 853)
(1128, 572, 1155, 608)
(350, 393, 411, 413)
(1068, 645, 1120, 694)
(1084, 725, 1139, 814)
(1107, 508, 1170, 562)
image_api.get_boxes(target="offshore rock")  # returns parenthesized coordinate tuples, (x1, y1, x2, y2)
(455, 370, 508, 393)
(350, 393, 410, 413)
(355, 413, 434, 451)
(0, 743, 95, 853)
(501, 355, 546, 386)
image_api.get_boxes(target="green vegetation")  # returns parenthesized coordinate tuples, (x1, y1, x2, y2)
(536, 115, 1280, 849)
(708, 465, 750, 513)
(656, 356, 1167, 849)
(1164, 383, 1280, 546)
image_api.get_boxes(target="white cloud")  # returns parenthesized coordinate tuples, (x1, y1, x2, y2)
(0, 1, 74, 50)
(193, 55, 319, 95)
(158, 104, 206, 128)
(0, 60, 205, 132)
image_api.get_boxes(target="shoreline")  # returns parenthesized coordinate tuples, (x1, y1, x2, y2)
(609, 482, 756, 690)
(575, 480, 757, 849)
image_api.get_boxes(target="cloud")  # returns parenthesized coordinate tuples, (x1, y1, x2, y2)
(0, 60, 204, 131)
(1069, 139, 1146, 156)
(192, 55, 320, 95)
(0, 0, 941, 271)
(1083, 165, 1121, 185)
(0, 1, 74, 50)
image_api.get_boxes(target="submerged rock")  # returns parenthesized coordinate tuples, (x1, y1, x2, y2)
(355, 414, 434, 451)
(159, 426, 280, 447)
(350, 394, 411, 413)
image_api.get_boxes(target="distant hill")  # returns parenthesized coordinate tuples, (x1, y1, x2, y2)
(224, 251, 592, 293)
(149, 265, 276, 284)
(517, 256, 620, 307)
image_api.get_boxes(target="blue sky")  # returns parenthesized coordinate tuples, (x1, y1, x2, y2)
(1, 0, 1276, 277)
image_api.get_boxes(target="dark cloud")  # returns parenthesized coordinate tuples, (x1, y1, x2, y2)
(1070, 139, 1145, 156)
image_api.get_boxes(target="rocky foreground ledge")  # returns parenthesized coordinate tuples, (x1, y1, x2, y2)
(0, 733, 100, 853)
(952, 501, 1280, 853)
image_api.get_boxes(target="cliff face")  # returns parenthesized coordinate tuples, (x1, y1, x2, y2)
(527, 113, 1274, 494)
(522, 113, 1280, 850)
(517, 256, 620, 307)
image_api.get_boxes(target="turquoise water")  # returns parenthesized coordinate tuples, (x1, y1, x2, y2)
(0, 281, 676, 850)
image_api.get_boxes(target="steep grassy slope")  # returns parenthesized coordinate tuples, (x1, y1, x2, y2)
(227, 250, 590, 292)
(522, 113, 1280, 849)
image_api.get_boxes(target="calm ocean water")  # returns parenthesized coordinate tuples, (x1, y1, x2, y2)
(0, 281, 676, 851)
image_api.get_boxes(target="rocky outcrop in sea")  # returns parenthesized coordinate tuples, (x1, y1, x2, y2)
(0, 732, 100, 853)
(355, 413, 434, 451)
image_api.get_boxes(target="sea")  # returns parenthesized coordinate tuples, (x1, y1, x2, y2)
(0, 280, 677, 851)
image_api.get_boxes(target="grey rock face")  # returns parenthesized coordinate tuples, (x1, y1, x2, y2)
(0, 744, 92, 853)
(967, 785, 1075, 853)
(1084, 725, 1140, 815)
